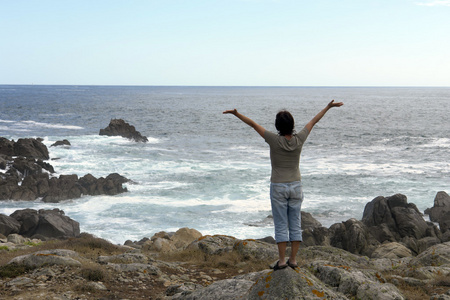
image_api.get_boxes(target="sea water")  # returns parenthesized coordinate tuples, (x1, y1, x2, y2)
(0, 85, 449, 244)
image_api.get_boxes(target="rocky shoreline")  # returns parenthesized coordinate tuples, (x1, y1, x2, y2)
(1, 124, 450, 299)
(1, 191, 450, 299)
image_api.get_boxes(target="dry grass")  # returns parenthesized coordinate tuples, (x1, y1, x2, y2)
(0, 233, 125, 266)
(158, 247, 271, 274)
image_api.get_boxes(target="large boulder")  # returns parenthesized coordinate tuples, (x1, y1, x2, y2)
(13, 138, 49, 160)
(99, 119, 148, 142)
(425, 191, 450, 223)
(10, 208, 80, 239)
(362, 194, 440, 253)
(0, 214, 21, 236)
(328, 218, 379, 257)
(371, 242, 413, 259)
(0, 137, 15, 156)
(8, 249, 82, 267)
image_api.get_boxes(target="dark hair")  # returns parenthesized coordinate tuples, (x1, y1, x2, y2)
(275, 110, 294, 136)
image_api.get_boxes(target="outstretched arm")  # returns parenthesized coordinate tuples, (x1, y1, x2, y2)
(305, 100, 344, 132)
(223, 109, 266, 138)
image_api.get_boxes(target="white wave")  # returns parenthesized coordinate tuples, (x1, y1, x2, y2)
(21, 120, 83, 130)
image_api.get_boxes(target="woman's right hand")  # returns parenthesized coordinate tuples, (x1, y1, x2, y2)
(223, 109, 238, 115)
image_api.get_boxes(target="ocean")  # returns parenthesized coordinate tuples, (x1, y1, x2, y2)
(0, 85, 449, 244)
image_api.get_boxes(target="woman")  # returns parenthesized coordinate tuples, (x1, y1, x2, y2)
(223, 100, 343, 270)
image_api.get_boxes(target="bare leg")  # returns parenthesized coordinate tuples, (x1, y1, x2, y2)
(277, 242, 287, 265)
(289, 241, 301, 265)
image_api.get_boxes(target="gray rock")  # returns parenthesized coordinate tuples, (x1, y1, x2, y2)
(11, 208, 80, 239)
(356, 282, 405, 300)
(425, 191, 450, 223)
(171, 278, 255, 300)
(0, 214, 21, 236)
(98, 252, 148, 264)
(107, 262, 160, 274)
(371, 242, 413, 259)
(187, 234, 238, 255)
(245, 267, 348, 300)
(9, 249, 82, 267)
(233, 239, 278, 261)
(409, 241, 450, 266)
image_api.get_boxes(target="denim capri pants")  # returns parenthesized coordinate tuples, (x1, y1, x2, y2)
(270, 181, 303, 243)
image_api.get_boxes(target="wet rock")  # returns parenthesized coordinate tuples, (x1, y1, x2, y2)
(14, 138, 49, 160)
(10, 208, 80, 239)
(50, 139, 71, 147)
(99, 119, 148, 142)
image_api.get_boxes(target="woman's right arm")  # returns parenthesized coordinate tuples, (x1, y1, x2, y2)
(223, 109, 266, 138)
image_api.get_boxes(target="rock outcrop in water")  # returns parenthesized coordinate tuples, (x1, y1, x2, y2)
(99, 119, 148, 142)
(0, 137, 129, 202)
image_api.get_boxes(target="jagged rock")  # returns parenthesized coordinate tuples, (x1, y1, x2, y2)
(301, 211, 322, 230)
(362, 194, 441, 254)
(440, 211, 450, 234)
(9, 249, 82, 267)
(425, 191, 450, 223)
(0, 214, 21, 236)
(329, 218, 379, 257)
(301, 226, 330, 247)
(13, 138, 49, 160)
(50, 139, 71, 147)
(0, 137, 15, 156)
(371, 242, 413, 259)
(99, 119, 148, 142)
(10, 208, 80, 239)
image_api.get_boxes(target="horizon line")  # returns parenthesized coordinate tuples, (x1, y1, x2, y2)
(1, 84, 450, 88)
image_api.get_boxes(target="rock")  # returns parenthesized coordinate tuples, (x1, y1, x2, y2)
(409, 241, 450, 267)
(0, 137, 15, 156)
(371, 242, 413, 259)
(187, 235, 238, 255)
(170, 227, 202, 249)
(245, 267, 348, 300)
(0, 214, 21, 236)
(98, 253, 149, 264)
(233, 239, 278, 261)
(8, 249, 82, 267)
(362, 194, 440, 253)
(301, 211, 322, 230)
(7, 233, 28, 244)
(171, 278, 255, 300)
(13, 138, 49, 160)
(50, 139, 71, 147)
(356, 282, 405, 300)
(107, 262, 160, 274)
(439, 211, 450, 234)
(151, 237, 177, 252)
(425, 191, 450, 223)
(99, 119, 148, 142)
(10, 208, 80, 239)
(329, 218, 379, 256)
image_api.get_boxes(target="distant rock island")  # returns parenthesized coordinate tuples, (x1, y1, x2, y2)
(99, 119, 148, 143)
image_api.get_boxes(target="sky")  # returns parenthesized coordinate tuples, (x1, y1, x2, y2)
(1, 0, 450, 86)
